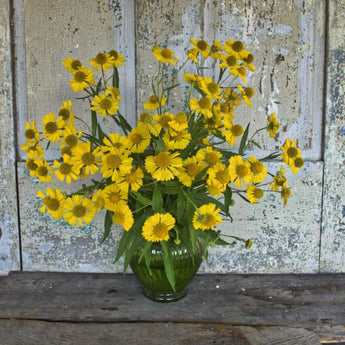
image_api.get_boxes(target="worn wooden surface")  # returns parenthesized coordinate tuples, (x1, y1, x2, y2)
(0, 320, 323, 345)
(0, 272, 344, 342)
(0, 0, 20, 272)
(4, 272, 342, 344)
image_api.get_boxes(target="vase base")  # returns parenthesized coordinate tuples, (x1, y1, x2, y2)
(143, 287, 188, 303)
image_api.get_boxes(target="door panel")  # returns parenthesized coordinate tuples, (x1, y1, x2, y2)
(15, 0, 326, 273)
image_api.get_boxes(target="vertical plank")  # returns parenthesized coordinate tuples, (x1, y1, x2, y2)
(321, 0, 345, 272)
(0, 0, 21, 272)
(18, 0, 136, 271)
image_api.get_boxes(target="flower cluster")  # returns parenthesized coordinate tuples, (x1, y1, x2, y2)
(22, 38, 303, 286)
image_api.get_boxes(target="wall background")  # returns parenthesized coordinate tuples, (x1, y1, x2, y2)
(1, 0, 344, 274)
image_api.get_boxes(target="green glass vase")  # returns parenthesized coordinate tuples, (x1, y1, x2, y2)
(130, 240, 204, 303)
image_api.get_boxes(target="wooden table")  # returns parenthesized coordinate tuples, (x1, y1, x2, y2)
(1, 272, 344, 344)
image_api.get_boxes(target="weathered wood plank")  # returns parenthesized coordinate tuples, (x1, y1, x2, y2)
(239, 326, 321, 345)
(0, 320, 252, 345)
(0, 320, 322, 345)
(0, 272, 344, 341)
(321, 0, 345, 272)
(20, 0, 136, 160)
(0, 0, 20, 272)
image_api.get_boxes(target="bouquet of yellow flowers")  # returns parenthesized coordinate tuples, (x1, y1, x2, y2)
(22, 38, 303, 290)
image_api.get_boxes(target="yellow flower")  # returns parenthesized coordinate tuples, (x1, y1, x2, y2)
(196, 146, 222, 167)
(61, 124, 82, 149)
(62, 57, 83, 73)
(206, 179, 224, 197)
(267, 113, 279, 138)
(142, 213, 176, 242)
(21, 143, 44, 159)
(114, 167, 144, 192)
(151, 112, 174, 135)
(190, 37, 210, 58)
(152, 46, 178, 65)
(281, 186, 292, 205)
(177, 156, 203, 187)
(58, 100, 75, 125)
(36, 188, 66, 219)
(127, 124, 151, 153)
(112, 201, 134, 231)
(143, 95, 167, 111)
(91, 94, 119, 117)
(228, 155, 253, 188)
(207, 163, 231, 191)
(53, 156, 79, 184)
(108, 49, 125, 67)
(71, 141, 102, 176)
(223, 39, 250, 60)
(290, 156, 304, 175)
(237, 84, 253, 107)
(42, 112, 64, 142)
(63, 195, 96, 226)
(281, 138, 302, 167)
(103, 183, 128, 211)
(105, 84, 121, 101)
(210, 40, 223, 59)
(248, 156, 267, 184)
(190, 97, 213, 118)
(92, 189, 105, 212)
(247, 185, 264, 203)
(24, 121, 40, 143)
(89, 52, 115, 72)
(270, 166, 287, 191)
(100, 147, 133, 181)
(242, 53, 255, 72)
(169, 113, 188, 132)
(69, 66, 95, 92)
(145, 151, 183, 181)
(185, 48, 198, 62)
(222, 122, 243, 146)
(163, 129, 191, 150)
(33, 159, 53, 182)
(200, 77, 221, 100)
(101, 132, 130, 152)
(25, 159, 38, 176)
(192, 203, 222, 231)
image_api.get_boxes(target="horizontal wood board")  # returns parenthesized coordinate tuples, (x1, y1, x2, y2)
(0, 271, 344, 342)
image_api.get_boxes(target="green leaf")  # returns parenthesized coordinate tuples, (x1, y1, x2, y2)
(130, 191, 152, 207)
(161, 241, 175, 291)
(91, 110, 98, 138)
(239, 123, 250, 155)
(223, 186, 233, 217)
(101, 210, 113, 244)
(176, 190, 186, 222)
(152, 185, 164, 211)
(96, 78, 102, 94)
(123, 235, 145, 273)
(250, 140, 262, 149)
(113, 67, 119, 88)
(138, 241, 152, 264)
(186, 193, 197, 253)
(164, 83, 180, 92)
(97, 123, 107, 142)
(114, 212, 149, 263)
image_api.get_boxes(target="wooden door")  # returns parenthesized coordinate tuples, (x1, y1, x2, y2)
(1, 0, 343, 274)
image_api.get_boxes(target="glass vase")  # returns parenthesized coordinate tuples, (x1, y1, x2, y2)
(130, 240, 204, 303)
